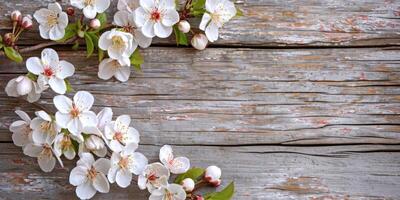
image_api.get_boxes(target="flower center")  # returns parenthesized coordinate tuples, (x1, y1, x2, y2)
(41, 121, 56, 136)
(112, 36, 125, 49)
(46, 13, 58, 26)
(118, 156, 130, 169)
(87, 167, 97, 180)
(165, 190, 174, 200)
(113, 132, 124, 143)
(147, 172, 157, 181)
(43, 67, 54, 77)
(84, 0, 95, 6)
(70, 105, 80, 118)
(60, 135, 72, 151)
(150, 10, 161, 22)
(40, 144, 53, 158)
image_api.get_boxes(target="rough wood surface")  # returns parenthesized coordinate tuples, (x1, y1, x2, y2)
(1, 0, 400, 47)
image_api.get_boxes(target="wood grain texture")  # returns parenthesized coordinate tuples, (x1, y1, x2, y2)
(1, 0, 400, 47)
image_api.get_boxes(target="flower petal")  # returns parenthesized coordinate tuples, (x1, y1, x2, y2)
(48, 2, 62, 13)
(170, 157, 190, 174)
(131, 152, 148, 175)
(141, 20, 155, 38)
(140, 0, 155, 11)
(38, 153, 56, 172)
(39, 25, 50, 39)
(78, 152, 95, 167)
(159, 145, 173, 165)
(206, 0, 218, 12)
(205, 22, 219, 42)
(70, 0, 85, 9)
(95, 0, 111, 13)
(115, 115, 131, 131)
(137, 175, 147, 190)
(97, 107, 113, 131)
(161, 9, 179, 26)
(98, 58, 116, 80)
(122, 142, 138, 156)
(83, 5, 97, 19)
(67, 118, 83, 135)
(49, 77, 67, 94)
(74, 91, 94, 111)
(93, 173, 110, 193)
(94, 158, 111, 175)
(23, 144, 42, 157)
(55, 112, 71, 128)
(35, 110, 52, 121)
(15, 110, 31, 123)
(154, 22, 172, 38)
(58, 60, 75, 79)
(116, 169, 132, 188)
(69, 166, 88, 186)
(159, 0, 176, 9)
(49, 25, 65, 41)
(134, 29, 152, 48)
(76, 180, 97, 200)
(125, 127, 140, 144)
(114, 65, 131, 82)
(99, 31, 112, 50)
(80, 111, 98, 127)
(114, 10, 130, 27)
(64, 147, 76, 160)
(26, 57, 44, 75)
(108, 166, 118, 183)
(53, 95, 73, 113)
(199, 13, 211, 31)
(12, 131, 30, 147)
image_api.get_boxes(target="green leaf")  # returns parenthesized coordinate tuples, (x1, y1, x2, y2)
(96, 13, 107, 28)
(235, 7, 244, 17)
(0, 43, 3, 49)
(57, 23, 77, 42)
(173, 25, 188, 46)
(65, 79, 74, 93)
(174, 167, 205, 184)
(98, 49, 105, 62)
(86, 32, 99, 48)
(205, 182, 235, 200)
(0, 35, 2, 42)
(190, 0, 206, 17)
(72, 41, 80, 50)
(27, 72, 38, 81)
(4, 47, 23, 63)
(84, 32, 94, 57)
(130, 49, 144, 70)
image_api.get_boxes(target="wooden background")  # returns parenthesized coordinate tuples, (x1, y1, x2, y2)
(1, 0, 400, 199)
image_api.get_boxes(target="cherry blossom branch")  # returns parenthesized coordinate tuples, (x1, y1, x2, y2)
(0, 36, 79, 57)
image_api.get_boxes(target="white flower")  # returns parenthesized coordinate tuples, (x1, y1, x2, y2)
(181, 178, 195, 192)
(27, 48, 75, 94)
(99, 29, 136, 66)
(79, 135, 107, 157)
(205, 165, 222, 186)
(82, 107, 113, 138)
(54, 91, 98, 137)
(24, 141, 62, 172)
(159, 145, 190, 174)
(9, 110, 32, 147)
(117, 0, 139, 13)
(98, 58, 131, 82)
(70, 0, 111, 19)
(5, 76, 43, 102)
(191, 34, 208, 50)
(69, 153, 110, 199)
(108, 143, 148, 188)
(104, 115, 140, 152)
(114, 10, 152, 48)
(178, 20, 190, 33)
(138, 162, 170, 192)
(134, 0, 179, 38)
(30, 110, 61, 144)
(33, 2, 69, 41)
(199, 0, 236, 42)
(53, 134, 76, 160)
(149, 184, 186, 200)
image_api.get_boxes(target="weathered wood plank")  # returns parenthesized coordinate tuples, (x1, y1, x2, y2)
(0, 47, 399, 146)
(1, 0, 400, 47)
(0, 143, 400, 199)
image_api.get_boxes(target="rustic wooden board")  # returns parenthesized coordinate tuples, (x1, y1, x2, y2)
(1, 0, 400, 47)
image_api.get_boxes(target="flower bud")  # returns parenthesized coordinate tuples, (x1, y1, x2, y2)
(85, 135, 105, 150)
(15, 76, 33, 96)
(181, 178, 195, 192)
(67, 7, 75, 16)
(21, 15, 33, 29)
(195, 195, 204, 200)
(11, 10, 22, 22)
(205, 165, 222, 186)
(90, 19, 101, 29)
(191, 34, 208, 50)
(178, 20, 190, 33)
(4, 33, 14, 46)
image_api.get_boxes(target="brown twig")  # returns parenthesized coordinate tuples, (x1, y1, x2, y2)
(0, 36, 79, 57)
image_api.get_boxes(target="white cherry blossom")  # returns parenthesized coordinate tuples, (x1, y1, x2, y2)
(99, 29, 136, 66)
(98, 58, 131, 82)
(114, 10, 152, 48)
(71, 0, 111, 19)
(54, 91, 98, 137)
(181, 178, 195, 192)
(33, 2, 69, 41)
(30, 110, 61, 144)
(138, 162, 170, 192)
(199, 0, 237, 42)
(27, 48, 75, 94)
(159, 145, 190, 174)
(5, 75, 44, 102)
(104, 115, 140, 152)
(53, 134, 76, 160)
(24, 141, 62, 172)
(108, 143, 148, 188)
(117, 0, 139, 13)
(79, 135, 107, 157)
(10, 110, 32, 147)
(134, 0, 180, 38)
(69, 153, 110, 199)
(149, 184, 186, 200)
